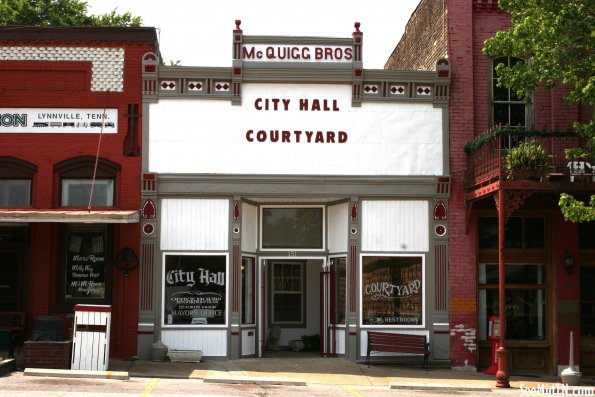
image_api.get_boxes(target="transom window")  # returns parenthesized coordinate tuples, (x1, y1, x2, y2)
(491, 56, 526, 127)
(261, 206, 324, 250)
(478, 216, 544, 249)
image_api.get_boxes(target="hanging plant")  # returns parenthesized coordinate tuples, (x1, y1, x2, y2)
(504, 140, 551, 180)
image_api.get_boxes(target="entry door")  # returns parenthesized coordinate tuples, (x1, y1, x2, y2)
(260, 259, 267, 357)
(581, 266, 595, 375)
(0, 250, 23, 311)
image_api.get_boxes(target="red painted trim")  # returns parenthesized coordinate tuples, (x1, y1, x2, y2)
(74, 304, 112, 312)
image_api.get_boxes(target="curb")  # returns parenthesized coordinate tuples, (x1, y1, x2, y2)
(24, 367, 129, 380)
(389, 382, 492, 392)
(204, 375, 307, 386)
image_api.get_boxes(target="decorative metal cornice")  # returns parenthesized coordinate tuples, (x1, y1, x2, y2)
(141, 22, 451, 108)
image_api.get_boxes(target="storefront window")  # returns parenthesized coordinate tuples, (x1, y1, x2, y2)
(241, 256, 255, 325)
(163, 254, 227, 326)
(478, 217, 544, 249)
(271, 261, 303, 324)
(64, 226, 109, 300)
(261, 206, 323, 249)
(361, 256, 423, 326)
(478, 263, 546, 341)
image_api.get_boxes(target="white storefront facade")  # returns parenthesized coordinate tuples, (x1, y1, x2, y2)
(137, 22, 452, 364)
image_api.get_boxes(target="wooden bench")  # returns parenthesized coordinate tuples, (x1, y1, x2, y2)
(366, 331, 429, 369)
(0, 311, 25, 357)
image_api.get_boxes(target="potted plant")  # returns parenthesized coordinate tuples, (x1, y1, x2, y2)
(504, 140, 551, 180)
(301, 334, 320, 351)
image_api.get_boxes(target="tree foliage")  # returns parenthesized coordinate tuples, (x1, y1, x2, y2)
(0, 0, 142, 27)
(483, 0, 595, 222)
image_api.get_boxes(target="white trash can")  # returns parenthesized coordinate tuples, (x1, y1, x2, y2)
(71, 304, 112, 370)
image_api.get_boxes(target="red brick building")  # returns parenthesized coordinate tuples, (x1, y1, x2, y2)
(0, 27, 157, 360)
(387, 0, 593, 377)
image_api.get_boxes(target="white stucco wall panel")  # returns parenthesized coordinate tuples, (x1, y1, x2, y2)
(148, 84, 443, 176)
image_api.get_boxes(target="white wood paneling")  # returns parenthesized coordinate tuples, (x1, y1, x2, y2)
(335, 329, 346, 355)
(361, 200, 428, 252)
(161, 199, 229, 250)
(71, 308, 111, 371)
(161, 329, 227, 356)
(241, 328, 256, 356)
(241, 203, 258, 252)
(327, 203, 348, 254)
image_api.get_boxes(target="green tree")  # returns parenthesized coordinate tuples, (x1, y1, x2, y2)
(0, 0, 141, 27)
(483, 0, 595, 222)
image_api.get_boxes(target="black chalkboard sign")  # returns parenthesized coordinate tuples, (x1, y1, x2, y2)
(65, 231, 106, 299)
(164, 255, 226, 325)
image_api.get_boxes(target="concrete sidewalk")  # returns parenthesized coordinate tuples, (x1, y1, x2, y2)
(103, 355, 567, 391)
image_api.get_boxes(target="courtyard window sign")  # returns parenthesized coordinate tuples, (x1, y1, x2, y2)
(362, 256, 424, 326)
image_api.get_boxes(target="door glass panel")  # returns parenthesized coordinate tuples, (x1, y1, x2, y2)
(271, 261, 303, 324)
(335, 257, 346, 325)
(241, 257, 255, 325)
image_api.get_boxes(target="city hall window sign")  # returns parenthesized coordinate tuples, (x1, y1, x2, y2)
(163, 254, 227, 326)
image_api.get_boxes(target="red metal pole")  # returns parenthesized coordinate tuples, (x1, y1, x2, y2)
(496, 187, 510, 387)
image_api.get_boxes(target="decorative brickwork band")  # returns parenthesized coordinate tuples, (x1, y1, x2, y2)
(1, 46, 125, 91)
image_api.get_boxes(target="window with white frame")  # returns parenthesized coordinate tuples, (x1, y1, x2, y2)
(491, 56, 526, 127)
(0, 157, 36, 207)
(61, 179, 114, 207)
(361, 255, 423, 326)
(271, 261, 304, 324)
(55, 156, 120, 208)
(0, 179, 31, 206)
